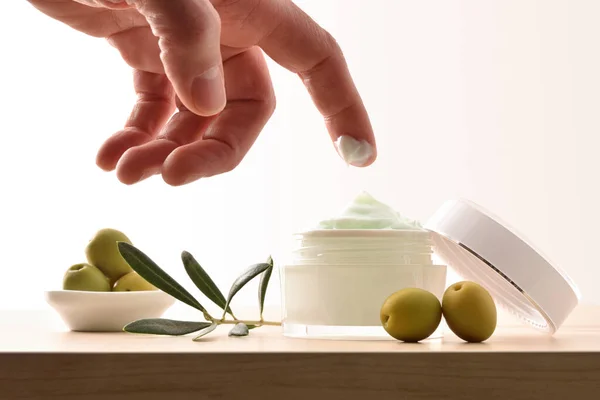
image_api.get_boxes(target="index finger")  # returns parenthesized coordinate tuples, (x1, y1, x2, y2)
(255, 0, 376, 166)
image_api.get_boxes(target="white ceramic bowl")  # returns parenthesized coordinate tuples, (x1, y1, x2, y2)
(45, 290, 175, 332)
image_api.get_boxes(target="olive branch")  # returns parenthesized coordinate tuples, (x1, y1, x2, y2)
(117, 242, 279, 341)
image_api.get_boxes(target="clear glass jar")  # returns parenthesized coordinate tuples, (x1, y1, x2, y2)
(280, 230, 447, 339)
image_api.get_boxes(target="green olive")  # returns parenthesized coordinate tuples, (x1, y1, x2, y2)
(63, 263, 110, 292)
(442, 281, 497, 343)
(380, 288, 442, 342)
(85, 228, 133, 285)
(113, 271, 157, 292)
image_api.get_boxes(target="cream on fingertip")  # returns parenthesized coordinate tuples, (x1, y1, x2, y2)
(335, 135, 373, 167)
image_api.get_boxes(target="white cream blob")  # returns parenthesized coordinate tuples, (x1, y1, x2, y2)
(335, 136, 373, 166)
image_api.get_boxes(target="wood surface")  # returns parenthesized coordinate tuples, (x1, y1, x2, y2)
(1, 309, 599, 399)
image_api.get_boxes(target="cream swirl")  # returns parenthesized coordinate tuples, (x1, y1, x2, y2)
(317, 192, 423, 230)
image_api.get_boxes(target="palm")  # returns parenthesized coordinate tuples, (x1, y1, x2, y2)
(28, 0, 375, 185)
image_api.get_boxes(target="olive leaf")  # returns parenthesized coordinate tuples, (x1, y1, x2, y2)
(192, 322, 218, 341)
(181, 251, 234, 317)
(228, 323, 249, 337)
(124, 318, 213, 336)
(118, 242, 207, 314)
(222, 263, 272, 319)
(258, 256, 274, 319)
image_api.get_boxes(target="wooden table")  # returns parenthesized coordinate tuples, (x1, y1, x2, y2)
(1, 308, 599, 400)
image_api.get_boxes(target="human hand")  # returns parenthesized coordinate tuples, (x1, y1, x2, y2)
(29, 0, 376, 185)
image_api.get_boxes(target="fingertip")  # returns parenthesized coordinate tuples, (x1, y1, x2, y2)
(190, 65, 227, 116)
(96, 150, 116, 172)
(161, 173, 202, 187)
(115, 172, 138, 186)
(161, 149, 204, 186)
(115, 141, 174, 185)
(115, 153, 143, 185)
(96, 138, 123, 172)
(116, 161, 158, 185)
(96, 128, 156, 173)
(334, 135, 377, 167)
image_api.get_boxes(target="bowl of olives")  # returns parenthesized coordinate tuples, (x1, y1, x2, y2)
(45, 228, 175, 332)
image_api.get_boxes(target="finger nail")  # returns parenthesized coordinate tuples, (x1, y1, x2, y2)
(192, 65, 226, 115)
(335, 135, 374, 167)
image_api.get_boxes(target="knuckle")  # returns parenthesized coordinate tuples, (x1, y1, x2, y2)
(156, 8, 220, 46)
(322, 31, 342, 58)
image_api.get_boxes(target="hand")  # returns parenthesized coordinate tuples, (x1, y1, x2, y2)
(29, 0, 376, 185)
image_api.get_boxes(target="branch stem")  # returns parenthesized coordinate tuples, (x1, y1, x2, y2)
(214, 318, 281, 327)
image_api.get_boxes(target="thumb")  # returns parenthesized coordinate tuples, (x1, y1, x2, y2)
(130, 0, 226, 116)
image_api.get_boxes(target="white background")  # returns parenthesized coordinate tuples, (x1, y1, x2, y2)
(1, 0, 598, 313)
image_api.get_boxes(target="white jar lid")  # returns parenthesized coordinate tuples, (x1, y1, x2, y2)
(424, 199, 580, 334)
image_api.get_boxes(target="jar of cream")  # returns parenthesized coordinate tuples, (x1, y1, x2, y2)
(280, 192, 447, 339)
